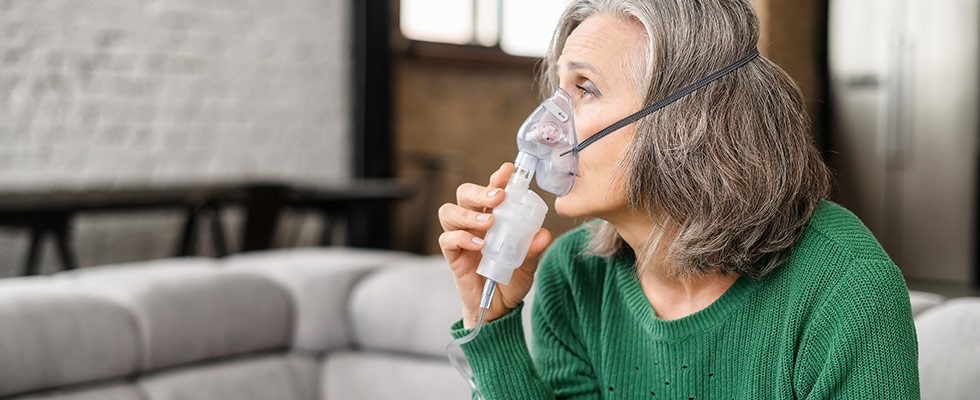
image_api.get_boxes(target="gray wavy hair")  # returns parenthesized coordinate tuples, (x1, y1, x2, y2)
(540, 0, 831, 279)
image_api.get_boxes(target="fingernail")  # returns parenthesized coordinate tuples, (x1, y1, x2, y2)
(487, 189, 500, 198)
(471, 236, 484, 245)
(476, 213, 491, 222)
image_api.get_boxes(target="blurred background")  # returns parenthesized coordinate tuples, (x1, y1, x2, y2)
(0, 0, 977, 294)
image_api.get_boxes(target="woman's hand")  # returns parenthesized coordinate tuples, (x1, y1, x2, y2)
(439, 163, 553, 329)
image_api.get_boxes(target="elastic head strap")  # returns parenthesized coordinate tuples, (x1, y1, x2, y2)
(561, 49, 760, 157)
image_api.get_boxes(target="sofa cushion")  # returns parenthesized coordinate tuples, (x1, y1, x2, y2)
(322, 351, 470, 400)
(138, 353, 317, 400)
(0, 278, 140, 398)
(347, 256, 462, 357)
(348, 256, 537, 358)
(7, 383, 142, 400)
(224, 247, 411, 353)
(55, 263, 291, 372)
(908, 290, 945, 316)
(916, 297, 980, 399)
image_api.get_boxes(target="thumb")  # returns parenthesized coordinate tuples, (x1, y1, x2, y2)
(520, 228, 553, 275)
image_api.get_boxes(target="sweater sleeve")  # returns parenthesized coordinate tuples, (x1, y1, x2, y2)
(449, 230, 600, 399)
(450, 302, 555, 399)
(793, 259, 920, 399)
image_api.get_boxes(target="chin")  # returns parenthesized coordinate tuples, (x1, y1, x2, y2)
(554, 194, 590, 218)
(555, 188, 629, 221)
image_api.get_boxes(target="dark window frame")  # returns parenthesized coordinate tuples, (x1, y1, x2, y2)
(350, 0, 394, 248)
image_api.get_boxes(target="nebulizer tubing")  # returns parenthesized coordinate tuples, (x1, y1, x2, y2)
(445, 279, 496, 399)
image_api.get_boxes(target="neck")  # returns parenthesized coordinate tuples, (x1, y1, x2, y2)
(606, 210, 740, 320)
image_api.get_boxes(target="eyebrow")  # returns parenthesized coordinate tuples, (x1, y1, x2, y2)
(566, 61, 605, 79)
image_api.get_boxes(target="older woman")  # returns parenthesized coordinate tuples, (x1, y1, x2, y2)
(437, 0, 919, 398)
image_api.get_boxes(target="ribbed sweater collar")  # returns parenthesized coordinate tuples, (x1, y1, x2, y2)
(612, 254, 763, 341)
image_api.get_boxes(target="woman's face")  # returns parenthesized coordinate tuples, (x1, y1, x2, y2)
(553, 14, 647, 220)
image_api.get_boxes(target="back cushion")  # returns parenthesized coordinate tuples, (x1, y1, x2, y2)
(347, 257, 463, 357)
(55, 262, 291, 371)
(0, 278, 140, 398)
(224, 247, 412, 353)
(348, 256, 537, 358)
(908, 290, 945, 316)
(916, 297, 980, 400)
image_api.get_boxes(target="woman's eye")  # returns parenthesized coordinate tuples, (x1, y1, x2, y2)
(575, 84, 593, 98)
(574, 82, 601, 100)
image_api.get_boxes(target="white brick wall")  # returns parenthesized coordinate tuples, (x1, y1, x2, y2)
(0, 0, 352, 276)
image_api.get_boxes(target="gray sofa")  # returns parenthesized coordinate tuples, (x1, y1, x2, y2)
(0, 248, 976, 399)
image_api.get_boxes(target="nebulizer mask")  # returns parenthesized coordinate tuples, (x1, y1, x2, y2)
(446, 49, 760, 399)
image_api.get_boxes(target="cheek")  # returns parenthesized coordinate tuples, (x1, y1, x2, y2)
(572, 105, 608, 144)
(578, 135, 631, 191)
(565, 145, 599, 193)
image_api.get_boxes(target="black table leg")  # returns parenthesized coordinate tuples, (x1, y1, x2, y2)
(242, 185, 289, 252)
(176, 205, 199, 257)
(52, 214, 77, 271)
(22, 212, 77, 275)
(207, 203, 229, 257)
(24, 226, 44, 276)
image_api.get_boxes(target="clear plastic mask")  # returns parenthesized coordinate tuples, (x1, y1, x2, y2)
(515, 88, 578, 197)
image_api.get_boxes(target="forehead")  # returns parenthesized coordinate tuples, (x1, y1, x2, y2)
(557, 14, 645, 77)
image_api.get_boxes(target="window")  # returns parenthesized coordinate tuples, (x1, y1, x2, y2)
(399, 0, 569, 58)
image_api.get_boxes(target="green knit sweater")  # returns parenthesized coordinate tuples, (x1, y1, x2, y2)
(451, 201, 920, 399)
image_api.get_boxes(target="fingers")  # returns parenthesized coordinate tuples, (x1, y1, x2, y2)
(452, 163, 513, 211)
(438, 230, 485, 255)
(438, 202, 493, 232)
(455, 183, 505, 211)
(439, 163, 514, 268)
